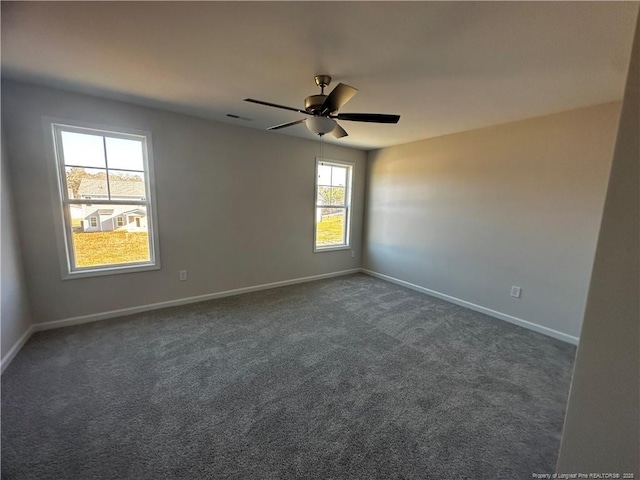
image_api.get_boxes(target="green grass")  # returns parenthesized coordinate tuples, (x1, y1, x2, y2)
(316, 215, 345, 246)
(72, 216, 343, 268)
(72, 231, 150, 267)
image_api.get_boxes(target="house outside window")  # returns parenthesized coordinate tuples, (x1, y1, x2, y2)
(48, 120, 160, 278)
(314, 158, 353, 251)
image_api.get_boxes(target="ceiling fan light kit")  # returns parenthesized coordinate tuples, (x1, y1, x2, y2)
(306, 117, 337, 136)
(244, 75, 400, 139)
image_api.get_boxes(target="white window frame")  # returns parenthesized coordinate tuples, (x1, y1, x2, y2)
(313, 157, 354, 252)
(116, 216, 124, 227)
(44, 118, 161, 279)
(89, 216, 98, 228)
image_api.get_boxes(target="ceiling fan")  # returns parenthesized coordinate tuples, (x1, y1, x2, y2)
(244, 75, 400, 138)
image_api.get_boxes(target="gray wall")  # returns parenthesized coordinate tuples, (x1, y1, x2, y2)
(557, 13, 639, 473)
(364, 102, 620, 339)
(2, 81, 366, 325)
(1, 128, 32, 361)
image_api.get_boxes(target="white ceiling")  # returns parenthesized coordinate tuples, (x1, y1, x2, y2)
(2, 1, 638, 150)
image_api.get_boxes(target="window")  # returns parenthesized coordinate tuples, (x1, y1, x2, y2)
(50, 122, 160, 277)
(314, 158, 353, 251)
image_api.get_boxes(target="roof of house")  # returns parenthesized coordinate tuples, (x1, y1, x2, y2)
(122, 208, 147, 216)
(78, 178, 145, 198)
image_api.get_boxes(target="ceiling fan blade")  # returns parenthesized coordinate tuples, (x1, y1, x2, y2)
(331, 124, 348, 138)
(335, 113, 400, 124)
(267, 119, 305, 131)
(321, 83, 358, 114)
(244, 98, 311, 115)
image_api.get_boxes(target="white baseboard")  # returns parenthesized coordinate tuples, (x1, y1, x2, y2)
(32, 268, 362, 333)
(1, 325, 34, 374)
(361, 269, 579, 345)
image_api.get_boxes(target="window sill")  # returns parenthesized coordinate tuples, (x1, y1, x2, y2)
(63, 262, 160, 280)
(314, 245, 351, 253)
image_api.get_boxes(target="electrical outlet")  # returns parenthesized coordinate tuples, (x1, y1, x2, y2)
(351, 250, 355, 258)
(179, 270, 188, 281)
(510, 286, 522, 298)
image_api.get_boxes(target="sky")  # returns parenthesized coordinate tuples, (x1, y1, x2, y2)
(61, 131, 144, 171)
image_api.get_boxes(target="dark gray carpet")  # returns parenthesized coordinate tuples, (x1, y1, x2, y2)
(1, 273, 576, 479)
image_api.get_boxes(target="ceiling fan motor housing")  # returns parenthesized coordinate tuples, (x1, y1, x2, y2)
(305, 94, 328, 114)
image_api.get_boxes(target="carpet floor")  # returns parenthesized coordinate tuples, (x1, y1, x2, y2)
(1, 273, 576, 479)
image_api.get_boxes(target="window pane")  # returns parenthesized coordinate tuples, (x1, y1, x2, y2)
(317, 185, 332, 206)
(66, 167, 107, 199)
(69, 203, 151, 268)
(61, 131, 106, 168)
(330, 186, 345, 206)
(108, 170, 146, 200)
(331, 166, 347, 187)
(316, 207, 346, 247)
(105, 137, 144, 171)
(317, 164, 332, 186)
